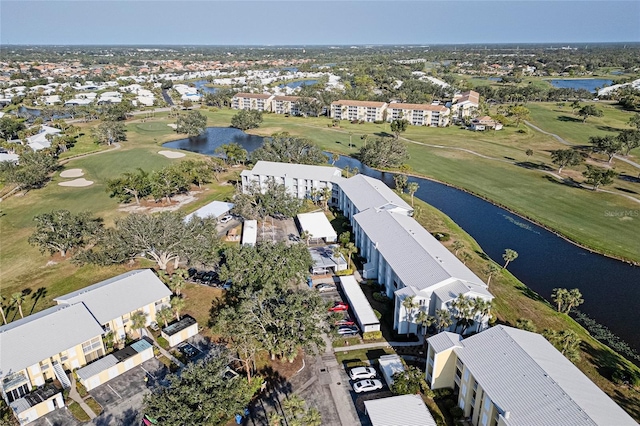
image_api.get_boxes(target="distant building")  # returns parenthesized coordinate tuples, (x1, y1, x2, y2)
(231, 92, 274, 112)
(330, 100, 388, 122)
(272, 95, 303, 115)
(450, 90, 480, 121)
(387, 102, 450, 127)
(470, 116, 503, 131)
(426, 325, 637, 426)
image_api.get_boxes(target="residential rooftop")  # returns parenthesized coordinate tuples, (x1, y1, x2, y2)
(240, 160, 343, 183)
(339, 174, 412, 213)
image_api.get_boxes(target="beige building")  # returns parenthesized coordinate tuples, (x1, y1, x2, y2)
(272, 95, 303, 115)
(231, 92, 274, 112)
(426, 326, 636, 426)
(54, 269, 172, 343)
(470, 116, 503, 131)
(161, 315, 199, 347)
(386, 102, 450, 127)
(330, 100, 388, 122)
(450, 90, 480, 121)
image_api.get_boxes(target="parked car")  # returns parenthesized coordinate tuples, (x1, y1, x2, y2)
(353, 379, 383, 393)
(335, 317, 355, 326)
(349, 366, 377, 380)
(149, 321, 159, 331)
(329, 302, 349, 312)
(177, 342, 199, 359)
(337, 325, 359, 336)
(219, 215, 233, 224)
(316, 283, 336, 293)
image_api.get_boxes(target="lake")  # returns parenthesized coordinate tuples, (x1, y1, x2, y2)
(278, 80, 317, 89)
(193, 80, 218, 94)
(164, 129, 640, 355)
(163, 127, 264, 156)
(548, 79, 613, 93)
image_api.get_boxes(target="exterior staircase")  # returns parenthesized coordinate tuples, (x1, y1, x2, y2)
(52, 362, 71, 389)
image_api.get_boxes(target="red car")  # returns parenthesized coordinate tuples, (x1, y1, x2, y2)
(329, 302, 349, 312)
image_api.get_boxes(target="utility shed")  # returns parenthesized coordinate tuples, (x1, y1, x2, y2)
(184, 201, 234, 222)
(378, 354, 404, 387)
(161, 315, 199, 347)
(338, 275, 380, 332)
(296, 211, 337, 243)
(242, 220, 257, 246)
(364, 394, 437, 426)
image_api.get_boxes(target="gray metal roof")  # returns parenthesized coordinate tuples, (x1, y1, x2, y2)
(297, 212, 337, 240)
(354, 209, 488, 293)
(339, 275, 380, 327)
(184, 200, 234, 222)
(454, 326, 637, 426)
(241, 161, 342, 182)
(432, 280, 493, 304)
(339, 174, 412, 213)
(0, 303, 104, 376)
(76, 355, 118, 381)
(309, 246, 346, 269)
(427, 331, 462, 353)
(54, 269, 171, 325)
(364, 394, 437, 426)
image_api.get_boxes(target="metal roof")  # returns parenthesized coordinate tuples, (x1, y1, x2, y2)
(364, 394, 437, 426)
(309, 246, 346, 269)
(162, 316, 197, 337)
(427, 332, 463, 353)
(297, 212, 337, 241)
(0, 304, 104, 376)
(432, 280, 493, 304)
(241, 161, 342, 183)
(339, 174, 411, 213)
(184, 201, 234, 222)
(339, 276, 380, 327)
(354, 209, 488, 293)
(453, 326, 637, 426)
(54, 269, 171, 325)
(76, 355, 118, 381)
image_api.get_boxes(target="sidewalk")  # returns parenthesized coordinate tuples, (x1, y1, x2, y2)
(332, 333, 424, 352)
(67, 373, 97, 420)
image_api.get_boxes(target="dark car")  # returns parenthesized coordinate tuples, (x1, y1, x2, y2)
(337, 325, 359, 336)
(177, 342, 199, 359)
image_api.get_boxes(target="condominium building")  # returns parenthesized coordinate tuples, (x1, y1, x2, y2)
(387, 102, 451, 127)
(330, 100, 388, 122)
(450, 90, 480, 121)
(426, 326, 636, 426)
(240, 160, 343, 202)
(272, 95, 303, 115)
(231, 92, 274, 111)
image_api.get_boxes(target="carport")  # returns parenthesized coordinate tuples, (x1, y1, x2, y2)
(297, 211, 337, 244)
(339, 275, 380, 332)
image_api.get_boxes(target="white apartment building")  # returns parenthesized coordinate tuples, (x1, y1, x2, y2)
(231, 92, 275, 112)
(330, 100, 388, 122)
(386, 102, 451, 127)
(272, 95, 303, 115)
(450, 90, 480, 121)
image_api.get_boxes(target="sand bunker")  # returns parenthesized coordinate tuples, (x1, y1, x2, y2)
(58, 178, 94, 187)
(60, 168, 84, 178)
(158, 150, 186, 159)
(167, 124, 177, 129)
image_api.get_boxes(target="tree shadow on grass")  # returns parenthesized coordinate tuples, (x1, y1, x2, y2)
(474, 251, 490, 261)
(596, 125, 625, 133)
(543, 175, 582, 188)
(619, 173, 640, 184)
(366, 349, 393, 361)
(29, 287, 47, 315)
(516, 161, 553, 171)
(518, 284, 548, 304)
(616, 187, 639, 194)
(373, 132, 394, 138)
(557, 115, 583, 123)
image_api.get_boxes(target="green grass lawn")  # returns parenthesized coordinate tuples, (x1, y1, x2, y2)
(408, 194, 640, 421)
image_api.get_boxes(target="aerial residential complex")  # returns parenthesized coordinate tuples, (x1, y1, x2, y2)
(426, 325, 637, 426)
(0, 269, 171, 424)
(242, 161, 494, 335)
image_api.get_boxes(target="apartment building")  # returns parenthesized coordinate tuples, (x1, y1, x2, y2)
(450, 90, 480, 121)
(330, 100, 388, 122)
(426, 326, 636, 426)
(240, 160, 343, 202)
(272, 95, 302, 115)
(387, 102, 451, 127)
(231, 92, 274, 112)
(54, 269, 172, 343)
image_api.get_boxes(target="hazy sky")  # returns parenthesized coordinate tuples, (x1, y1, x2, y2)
(1, 1, 639, 45)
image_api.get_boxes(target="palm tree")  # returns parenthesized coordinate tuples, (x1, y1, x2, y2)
(171, 296, 186, 321)
(156, 307, 174, 328)
(342, 242, 357, 268)
(483, 263, 500, 286)
(130, 311, 147, 337)
(416, 309, 435, 336)
(502, 249, 518, 270)
(452, 241, 464, 255)
(300, 230, 311, 246)
(0, 296, 8, 325)
(11, 292, 25, 319)
(450, 294, 474, 334)
(331, 153, 340, 165)
(321, 187, 332, 211)
(402, 296, 418, 336)
(283, 394, 305, 419)
(565, 288, 584, 313)
(461, 251, 472, 265)
(406, 182, 419, 207)
(302, 408, 322, 426)
(268, 412, 284, 426)
(473, 298, 492, 332)
(435, 309, 453, 333)
(168, 270, 187, 296)
(551, 288, 569, 312)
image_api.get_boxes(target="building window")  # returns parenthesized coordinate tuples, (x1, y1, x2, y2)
(82, 336, 102, 355)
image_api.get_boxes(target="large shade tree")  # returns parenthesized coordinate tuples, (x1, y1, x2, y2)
(28, 210, 103, 257)
(176, 110, 207, 136)
(358, 137, 409, 169)
(251, 132, 326, 165)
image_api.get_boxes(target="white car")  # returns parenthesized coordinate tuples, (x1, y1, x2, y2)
(352, 379, 383, 393)
(349, 366, 377, 380)
(219, 215, 233, 224)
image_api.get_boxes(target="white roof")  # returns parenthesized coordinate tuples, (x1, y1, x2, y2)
(427, 331, 462, 353)
(0, 153, 19, 163)
(378, 354, 404, 386)
(365, 394, 437, 426)
(296, 211, 337, 241)
(338, 174, 412, 213)
(453, 326, 637, 426)
(242, 220, 257, 246)
(354, 209, 488, 292)
(0, 304, 104, 376)
(54, 269, 171, 325)
(432, 279, 493, 303)
(184, 200, 234, 222)
(241, 161, 342, 183)
(339, 275, 380, 327)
